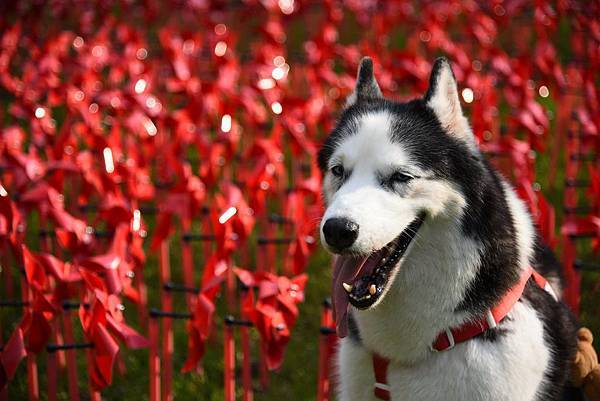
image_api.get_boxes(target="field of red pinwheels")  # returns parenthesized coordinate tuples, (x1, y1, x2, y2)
(0, 1, 598, 400)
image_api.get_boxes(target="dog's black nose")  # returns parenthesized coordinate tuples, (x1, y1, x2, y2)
(323, 218, 359, 250)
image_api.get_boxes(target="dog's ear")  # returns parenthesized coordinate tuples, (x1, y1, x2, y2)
(346, 57, 382, 106)
(424, 58, 474, 144)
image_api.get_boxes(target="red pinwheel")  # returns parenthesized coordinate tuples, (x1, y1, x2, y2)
(79, 269, 148, 390)
(0, 194, 22, 248)
(0, 246, 58, 388)
(234, 269, 307, 370)
(182, 293, 215, 373)
(211, 183, 256, 255)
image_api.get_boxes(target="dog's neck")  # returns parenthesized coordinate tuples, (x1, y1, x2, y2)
(352, 179, 535, 364)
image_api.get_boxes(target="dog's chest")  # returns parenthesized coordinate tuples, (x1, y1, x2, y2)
(376, 302, 550, 401)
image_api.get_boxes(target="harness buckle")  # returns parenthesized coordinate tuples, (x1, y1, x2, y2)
(430, 329, 455, 352)
(374, 382, 391, 400)
(486, 310, 497, 329)
(444, 329, 455, 349)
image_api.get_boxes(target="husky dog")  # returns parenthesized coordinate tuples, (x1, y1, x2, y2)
(318, 57, 578, 401)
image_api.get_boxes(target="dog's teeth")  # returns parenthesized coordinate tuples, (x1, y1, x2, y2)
(365, 295, 371, 299)
(342, 282, 353, 293)
(369, 284, 377, 295)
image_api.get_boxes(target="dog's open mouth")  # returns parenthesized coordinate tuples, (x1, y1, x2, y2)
(332, 213, 425, 337)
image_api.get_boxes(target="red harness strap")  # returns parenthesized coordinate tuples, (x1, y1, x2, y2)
(371, 267, 552, 400)
(432, 267, 533, 351)
(372, 354, 391, 400)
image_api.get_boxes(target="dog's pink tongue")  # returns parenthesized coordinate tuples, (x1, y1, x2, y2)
(332, 252, 381, 337)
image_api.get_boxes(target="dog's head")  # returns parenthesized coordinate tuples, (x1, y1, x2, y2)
(319, 57, 483, 335)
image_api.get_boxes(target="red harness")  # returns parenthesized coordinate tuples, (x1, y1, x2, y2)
(371, 267, 555, 400)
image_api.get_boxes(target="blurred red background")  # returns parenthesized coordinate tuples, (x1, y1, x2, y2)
(0, 1, 598, 400)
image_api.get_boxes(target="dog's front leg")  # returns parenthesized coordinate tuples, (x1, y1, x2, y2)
(336, 338, 380, 401)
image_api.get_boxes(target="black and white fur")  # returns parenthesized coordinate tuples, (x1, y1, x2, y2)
(318, 57, 578, 401)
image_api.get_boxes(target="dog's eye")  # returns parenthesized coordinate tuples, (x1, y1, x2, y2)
(331, 165, 345, 177)
(389, 172, 413, 184)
